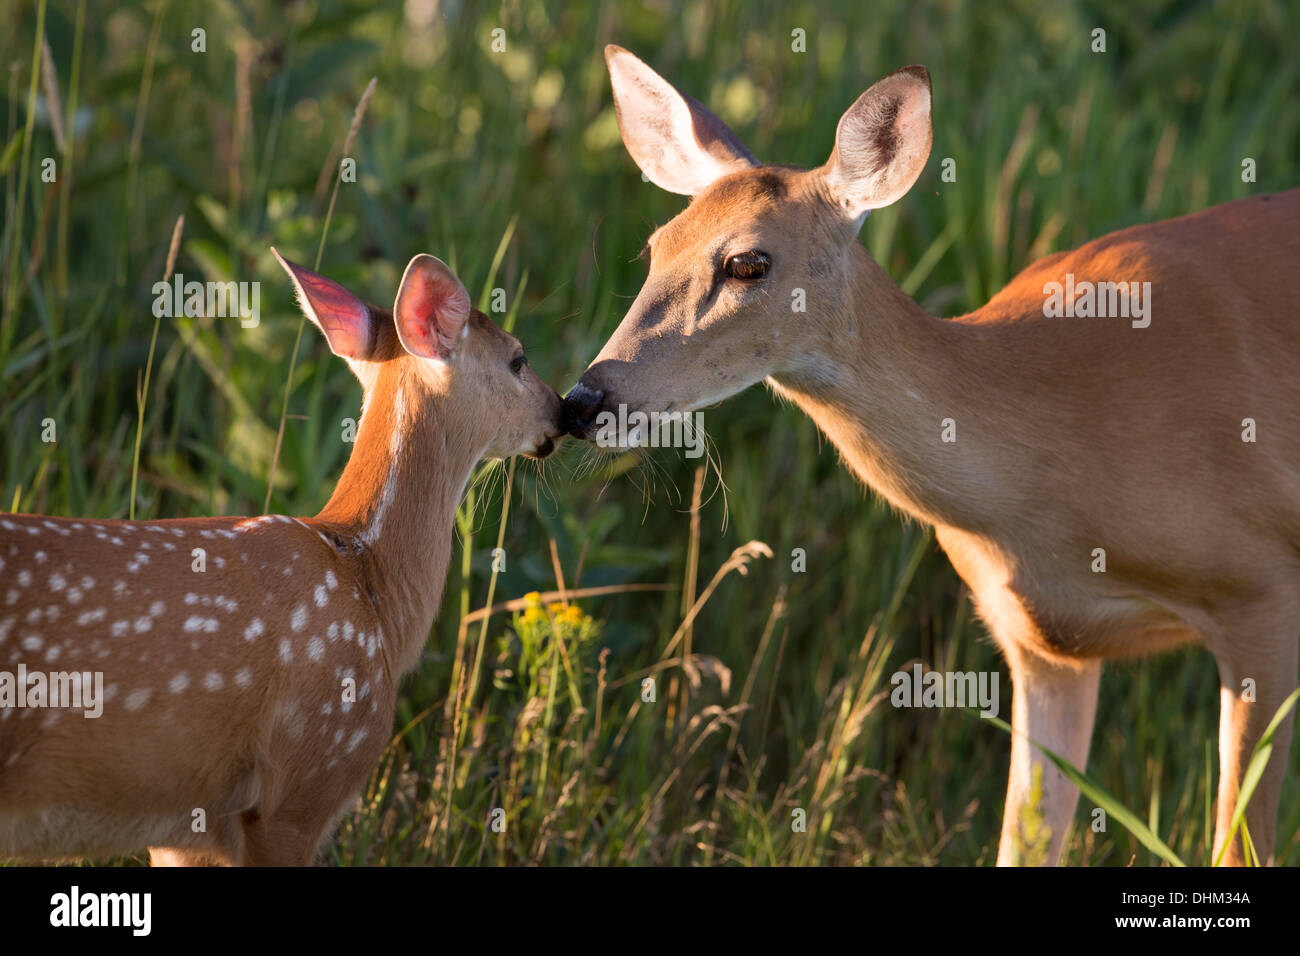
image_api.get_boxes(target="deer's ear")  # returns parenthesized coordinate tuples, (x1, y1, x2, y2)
(272, 247, 376, 359)
(818, 65, 933, 229)
(605, 44, 758, 196)
(393, 254, 471, 362)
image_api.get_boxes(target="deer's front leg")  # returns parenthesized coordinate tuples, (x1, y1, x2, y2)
(1211, 632, 1298, 866)
(996, 644, 1101, 866)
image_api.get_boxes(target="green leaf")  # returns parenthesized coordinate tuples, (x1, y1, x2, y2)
(981, 712, 1186, 867)
(0, 128, 23, 175)
(1214, 686, 1300, 866)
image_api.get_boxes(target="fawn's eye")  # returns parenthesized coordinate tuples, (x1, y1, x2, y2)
(724, 250, 771, 281)
(510, 354, 528, 375)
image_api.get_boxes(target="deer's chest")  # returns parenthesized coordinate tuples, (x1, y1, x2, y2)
(933, 526, 1195, 661)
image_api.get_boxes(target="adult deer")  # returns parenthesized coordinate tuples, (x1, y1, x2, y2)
(563, 46, 1300, 865)
(0, 250, 562, 865)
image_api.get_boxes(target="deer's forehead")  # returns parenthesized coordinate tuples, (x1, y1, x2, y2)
(653, 167, 811, 252)
(469, 310, 519, 351)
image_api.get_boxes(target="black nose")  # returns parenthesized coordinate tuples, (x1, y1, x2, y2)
(561, 381, 605, 438)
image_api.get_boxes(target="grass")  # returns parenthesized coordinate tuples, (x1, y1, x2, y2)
(2, 0, 1298, 865)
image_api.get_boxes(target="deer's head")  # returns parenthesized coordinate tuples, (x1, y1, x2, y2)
(563, 47, 932, 441)
(273, 249, 562, 460)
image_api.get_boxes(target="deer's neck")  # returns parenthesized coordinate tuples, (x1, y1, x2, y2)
(768, 245, 1015, 536)
(316, 364, 479, 673)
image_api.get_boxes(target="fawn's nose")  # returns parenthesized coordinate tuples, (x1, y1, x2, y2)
(561, 380, 606, 439)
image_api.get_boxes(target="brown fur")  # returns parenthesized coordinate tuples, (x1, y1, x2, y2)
(0, 262, 561, 865)
(575, 47, 1300, 865)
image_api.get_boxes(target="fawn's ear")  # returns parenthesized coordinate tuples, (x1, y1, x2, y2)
(393, 253, 471, 362)
(817, 65, 933, 229)
(272, 247, 376, 359)
(605, 44, 758, 196)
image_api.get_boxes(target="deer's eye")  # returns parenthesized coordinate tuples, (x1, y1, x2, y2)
(510, 354, 528, 375)
(724, 250, 771, 281)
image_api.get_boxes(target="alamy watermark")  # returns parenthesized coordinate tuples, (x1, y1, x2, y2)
(0, 665, 104, 718)
(50, 886, 151, 935)
(890, 663, 1000, 718)
(152, 273, 261, 328)
(594, 404, 706, 459)
(1043, 273, 1151, 328)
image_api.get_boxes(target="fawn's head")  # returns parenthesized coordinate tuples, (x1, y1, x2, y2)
(564, 47, 932, 440)
(273, 249, 562, 459)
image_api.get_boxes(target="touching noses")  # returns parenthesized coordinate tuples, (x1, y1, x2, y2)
(560, 379, 606, 438)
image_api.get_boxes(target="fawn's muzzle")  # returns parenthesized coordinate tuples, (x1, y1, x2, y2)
(561, 381, 606, 439)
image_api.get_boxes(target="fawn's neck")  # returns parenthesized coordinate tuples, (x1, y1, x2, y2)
(769, 244, 1018, 536)
(315, 362, 478, 673)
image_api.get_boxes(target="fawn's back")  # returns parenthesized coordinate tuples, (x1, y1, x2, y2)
(0, 512, 393, 860)
(1, 249, 563, 864)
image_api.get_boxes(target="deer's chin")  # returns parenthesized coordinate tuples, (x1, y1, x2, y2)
(526, 436, 559, 459)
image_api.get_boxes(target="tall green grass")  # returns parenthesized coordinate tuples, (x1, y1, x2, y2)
(2, 0, 1297, 865)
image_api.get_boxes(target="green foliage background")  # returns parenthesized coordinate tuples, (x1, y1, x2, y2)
(2, 0, 1298, 864)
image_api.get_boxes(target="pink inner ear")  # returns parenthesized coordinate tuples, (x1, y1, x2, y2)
(276, 252, 372, 359)
(297, 273, 371, 354)
(397, 261, 470, 360)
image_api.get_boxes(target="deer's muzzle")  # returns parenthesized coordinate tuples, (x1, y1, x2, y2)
(560, 381, 606, 439)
